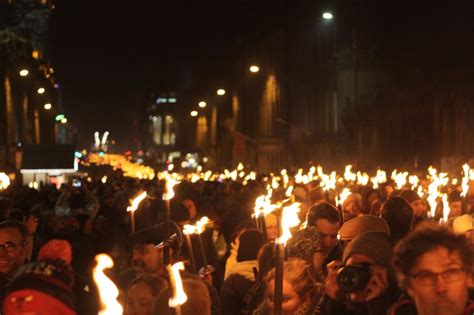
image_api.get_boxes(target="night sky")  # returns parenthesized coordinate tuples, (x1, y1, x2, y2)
(50, 0, 286, 149)
(49, 0, 474, 150)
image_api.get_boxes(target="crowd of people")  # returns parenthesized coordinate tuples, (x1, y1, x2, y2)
(0, 166, 472, 315)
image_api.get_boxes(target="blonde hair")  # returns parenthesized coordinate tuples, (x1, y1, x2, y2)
(266, 258, 313, 299)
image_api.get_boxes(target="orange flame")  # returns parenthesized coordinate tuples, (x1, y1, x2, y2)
(276, 203, 301, 245)
(163, 173, 180, 201)
(126, 191, 147, 213)
(337, 188, 351, 207)
(183, 216, 210, 235)
(168, 262, 188, 308)
(93, 254, 123, 315)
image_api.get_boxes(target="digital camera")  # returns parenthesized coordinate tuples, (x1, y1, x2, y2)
(336, 263, 371, 293)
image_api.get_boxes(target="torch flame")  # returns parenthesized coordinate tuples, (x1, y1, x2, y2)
(442, 193, 450, 223)
(253, 190, 279, 219)
(461, 164, 470, 197)
(183, 216, 210, 235)
(356, 172, 369, 186)
(168, 262, 188, 308)
(337, 188, 351, 207)
(276, 203, 301, 245)
(0, 173, 11, 190)
(408, 175, 419, 190)
(344, 165, 357, 182)
(127, 191, 147, 213)
(163, 173, 180, 201)
(391, 169, 408, 190)
(285, 186, 294, 198)
(93, 254, 123, 315)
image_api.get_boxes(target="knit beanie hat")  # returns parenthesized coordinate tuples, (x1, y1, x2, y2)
(339, 215, 390, 241)
(400, 189, 420, 204)
(343, 231, 394, 269)
(3, 239, 76, 315)
(380, 196, 413, 243)
(286, 226, 322, 263)
(237, 229, 264, 262)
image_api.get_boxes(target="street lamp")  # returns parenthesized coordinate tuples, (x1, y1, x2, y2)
(190, 110, 198, 117)
(37, 87, 45, 94)
(322, 12, 334, 20)
(61, 118, 68, 124)
(249, 65, 260, 73)
(216, 89, 226, 96)
(44, 103, 52, 110)
(19, 69, 29, 77)
(198, 101, 207, 108)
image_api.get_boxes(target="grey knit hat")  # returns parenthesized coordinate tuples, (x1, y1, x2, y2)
(286, 226, 322, 263)
(343, 231, 394, 269)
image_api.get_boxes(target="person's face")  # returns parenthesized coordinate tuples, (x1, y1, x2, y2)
(0, 228, 26, 277)
(265, 214, 278, 241)
(345, 254, 376, 303)
(267, 279, 305, 315)
(449, 201, 463, 217)
(133, 244, 163, 274)
(315, 219, 339, 255)
(343, 201, 360, 221)
(125, 282, 155, 315)
(411, 200, 426, 217)
(182, 199, 197, 220)
(407, 247, 470, 315)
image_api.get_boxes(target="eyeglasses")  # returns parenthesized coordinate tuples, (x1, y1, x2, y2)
(411, 268, 466, 286)
(0, 241, 26, 253)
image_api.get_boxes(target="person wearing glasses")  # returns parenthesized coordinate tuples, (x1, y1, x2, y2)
(391, 222, 474, 315)
(0, 220, 29, 309)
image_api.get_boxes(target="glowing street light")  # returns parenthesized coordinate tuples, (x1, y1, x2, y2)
(44, 103, 52, 110)
(190, 110, 198, 117)
(61, 118, 68, 124)
(37, 87, 45, 94)
(249, 65, 260, 73)
(216, 89, 226, 96)
(322, 12, 334, 20)
(19, 69, 29, 77)
(198, 101, 207, 108)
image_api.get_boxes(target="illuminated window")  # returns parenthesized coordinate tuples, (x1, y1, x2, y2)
(153, 116, 162, 145)
(163, 115, 176, 146)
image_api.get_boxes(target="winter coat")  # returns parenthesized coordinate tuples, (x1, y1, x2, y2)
(220, 260, 258, 315)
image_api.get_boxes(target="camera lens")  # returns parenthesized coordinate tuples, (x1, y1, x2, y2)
(336, 263, 371, 293)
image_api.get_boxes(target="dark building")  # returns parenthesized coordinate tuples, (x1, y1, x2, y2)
(0, 0, 69, 171)
(206, 1, 474, 172)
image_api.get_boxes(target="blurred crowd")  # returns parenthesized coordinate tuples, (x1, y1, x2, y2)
(0, 168, 472, 315)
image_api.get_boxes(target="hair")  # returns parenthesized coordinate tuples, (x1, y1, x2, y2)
(153, 279, 211, 315)
(9, 209, 26, 222)
(393, 221, 472, 287)
(307, 202, 340, 226)
(128, 275, 168, 297)
(309, 187, 325, 204)
(381, 196, 414, 243)
(265, 258, 313, 299)
(257, 241, 276, 278)
(0, 219, 29, 240)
